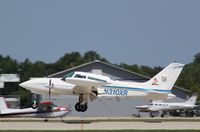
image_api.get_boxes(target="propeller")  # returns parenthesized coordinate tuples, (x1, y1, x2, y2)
(48, 78, 54, 101)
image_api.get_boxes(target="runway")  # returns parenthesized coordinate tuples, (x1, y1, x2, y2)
(0, 117, 200, 130)
(0, 121, 200, 130)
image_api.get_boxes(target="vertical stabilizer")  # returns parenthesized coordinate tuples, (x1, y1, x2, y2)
(145, 63, 185, 91)
(0, 97, 8, 110)
(185, 95, 198, 105)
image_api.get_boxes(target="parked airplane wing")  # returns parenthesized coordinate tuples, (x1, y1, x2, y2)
(148, 107, 161, 111)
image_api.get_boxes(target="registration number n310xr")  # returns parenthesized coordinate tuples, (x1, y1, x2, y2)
(104, 88, 128, 96)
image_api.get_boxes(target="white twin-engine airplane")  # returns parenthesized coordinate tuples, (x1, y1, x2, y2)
(0, 97, 71, 118)
(135, 95, 197, 112)
(19, 63, 185, 112)
(135, 95, 197, 117)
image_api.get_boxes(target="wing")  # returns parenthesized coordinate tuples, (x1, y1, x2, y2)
(64, 78, 107, 88)
(148, 107, 161, 111)
(64, 78, 109, 102)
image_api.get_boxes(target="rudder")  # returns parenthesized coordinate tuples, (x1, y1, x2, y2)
(185, 95, 197, 105)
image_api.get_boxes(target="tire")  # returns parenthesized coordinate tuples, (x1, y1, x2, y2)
(80, 103, 87, 112)
(75, 102, 88, 112)
(31, 101, 38, 109)
(75, 102, 81, 112)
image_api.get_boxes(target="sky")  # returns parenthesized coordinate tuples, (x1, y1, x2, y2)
(0, 0, 200, 67)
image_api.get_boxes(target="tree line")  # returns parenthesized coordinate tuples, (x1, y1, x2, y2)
(0, 51, 200, 106)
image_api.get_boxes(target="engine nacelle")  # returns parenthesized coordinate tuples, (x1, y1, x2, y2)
(52, 84, 75, 94)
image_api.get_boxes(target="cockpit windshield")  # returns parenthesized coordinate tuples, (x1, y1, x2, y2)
(62, 72, 75, 80)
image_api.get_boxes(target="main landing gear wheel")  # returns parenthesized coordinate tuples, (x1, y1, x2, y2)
(75, 102, 88, 112)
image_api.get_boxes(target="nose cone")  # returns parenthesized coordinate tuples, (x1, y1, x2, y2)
(19, 78, 48, 90)
(19, 81, 31, 89)
(19, 78, 51, 95)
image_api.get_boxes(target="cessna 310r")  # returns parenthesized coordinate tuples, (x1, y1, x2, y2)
(0, 97, 71, 118)
(20, 63, 185, 112)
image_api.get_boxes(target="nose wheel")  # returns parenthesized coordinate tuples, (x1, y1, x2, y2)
(31, 101, 38, 109)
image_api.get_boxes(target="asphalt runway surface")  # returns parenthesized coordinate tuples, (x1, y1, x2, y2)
(0, 120, 200, 130)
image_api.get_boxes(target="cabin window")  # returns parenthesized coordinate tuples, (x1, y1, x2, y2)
(74, 74, 86, 79)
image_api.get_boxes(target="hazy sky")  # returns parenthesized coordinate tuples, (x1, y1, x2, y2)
(0, 0, 200, 67)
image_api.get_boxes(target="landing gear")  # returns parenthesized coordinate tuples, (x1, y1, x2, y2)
(150, 111, 159, 118)
(161, 111, 167, 117)
(161, 113, 165, 117)
(75, 94, 88, 112)
(75, 102, 88, 112)
(31, 101, 38, 109)
(31, 94, 39, 109)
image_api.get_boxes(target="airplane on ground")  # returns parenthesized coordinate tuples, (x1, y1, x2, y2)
(19, 63, 185, 112)
(135, 95, 198, 117)
(0, 97, 71, 118)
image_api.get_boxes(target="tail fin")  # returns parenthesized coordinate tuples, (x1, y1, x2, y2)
(145, 63, 185, 91)
(184, 95, 197, 105)
(0, 97, 8, 111)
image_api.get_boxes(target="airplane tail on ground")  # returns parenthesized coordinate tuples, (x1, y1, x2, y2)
(0, 97, 8, 111)
(184, 95, 198, 105)
(145, 63, 185, 92)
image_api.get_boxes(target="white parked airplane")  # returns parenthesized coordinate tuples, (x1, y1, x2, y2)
(135, 95, 198, 117)
(19, 63, 184, 112)
(0, 97, 71, 118)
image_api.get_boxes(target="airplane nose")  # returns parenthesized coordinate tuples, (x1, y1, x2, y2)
(19, 81, 32, 90)
(19, 81, 28, 88)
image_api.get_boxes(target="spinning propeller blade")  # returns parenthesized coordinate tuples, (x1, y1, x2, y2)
(48, 79, 53, 100)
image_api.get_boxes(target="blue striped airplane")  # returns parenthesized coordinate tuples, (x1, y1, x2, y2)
(20, 63, 184, 112)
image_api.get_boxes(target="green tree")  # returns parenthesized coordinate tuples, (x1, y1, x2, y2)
(55, 52, 84, 71)
(83, 51, 108, 62)
(176, 53, 200, 98)
(194, 53, 200, 64)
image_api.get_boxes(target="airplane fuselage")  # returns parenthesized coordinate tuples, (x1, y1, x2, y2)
(19, 63, 184, 112)
(136, 102, 196, 112)
(20, 77, 173, 99)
